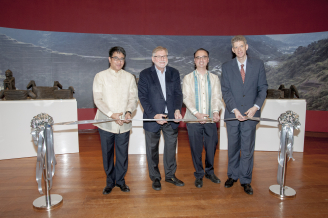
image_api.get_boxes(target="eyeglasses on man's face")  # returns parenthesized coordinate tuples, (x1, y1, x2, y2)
(111, 56, 125, 62)
(194, 56, 208, 60)
(153, 55, 168, 59)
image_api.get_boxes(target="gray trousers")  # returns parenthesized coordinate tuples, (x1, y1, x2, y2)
(226, 121, 256, 184)
(98, 128, 130, 188)
(186, 123, 218, 179)
(145, 123, 178, 181)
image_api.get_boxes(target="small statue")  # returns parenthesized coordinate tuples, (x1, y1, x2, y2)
(27, 80, 75, 99)
(0, 69, 29, 100)
(278, 85, 300, 99)
(27, 80, 62, 99)
(54, 86, 75, 99)
(0, 73, 75, 100)
(266, 85, 300, 99)
(3, 69, 16, 90)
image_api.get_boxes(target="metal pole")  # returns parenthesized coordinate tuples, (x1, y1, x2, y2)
(279, 131, 289, 196)
(269, 126, 296, 199)
(43, 125, 51, 208)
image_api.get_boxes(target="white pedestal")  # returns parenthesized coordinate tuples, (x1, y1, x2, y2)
(128, 103, 166, 154)
(219, 99, 306, 152)
(0, 99, 79, 160)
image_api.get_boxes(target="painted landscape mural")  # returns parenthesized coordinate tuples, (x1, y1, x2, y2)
(0, 27, 327, 110)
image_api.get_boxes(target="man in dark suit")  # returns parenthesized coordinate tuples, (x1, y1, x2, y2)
(138, 46, 184, 191)
(221, 35, 268, 195)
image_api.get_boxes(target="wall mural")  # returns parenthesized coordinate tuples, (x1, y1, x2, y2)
(0, 27, 327, 110)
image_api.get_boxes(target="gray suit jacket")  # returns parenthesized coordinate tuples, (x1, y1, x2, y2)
(221, 57, 268, 126)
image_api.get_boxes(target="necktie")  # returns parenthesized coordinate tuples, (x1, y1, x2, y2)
(241, 64, 245, 83)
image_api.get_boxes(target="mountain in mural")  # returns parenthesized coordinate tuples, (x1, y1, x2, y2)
(5, 27, 322, 109)
(269, 32, 328, 47)
(0, 34, 107, 108)
(266, 38, 328, 110)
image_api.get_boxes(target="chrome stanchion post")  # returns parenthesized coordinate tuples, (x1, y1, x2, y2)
(43, 124, 51, 208)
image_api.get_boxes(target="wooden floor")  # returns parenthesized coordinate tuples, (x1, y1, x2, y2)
(0, 129, 328, 218)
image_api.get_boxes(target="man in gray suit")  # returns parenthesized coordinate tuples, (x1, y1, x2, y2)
(221, 35, 268, 195)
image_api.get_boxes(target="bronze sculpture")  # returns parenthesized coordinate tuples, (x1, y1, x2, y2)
(266, 85, 300, 99)
(3, 69, 16, 90)
(1, 71, 75, 100)
(0, 69, 29, 100)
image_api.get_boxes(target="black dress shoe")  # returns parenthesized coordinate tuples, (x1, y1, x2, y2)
(195, 178, 203, 188)
(152, 178, 161, 191)
(205, 173, 221, 184)
(103, 186, 113, 195)
(224, 178, 237, 188)
(165, 176, 185, 186)
(241, 183, 253, 195)
(115, 183, 130, 192)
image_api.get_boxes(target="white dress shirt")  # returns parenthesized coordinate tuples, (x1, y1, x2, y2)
(93, 68, 138, 133)
(155, 66, 168, 113)
(183, 70, 223, 123)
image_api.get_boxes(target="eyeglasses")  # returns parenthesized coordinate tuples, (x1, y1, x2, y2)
(153, 55, 168, 59)
(195, 56, 208, 60)
(111, 56, 125, 62)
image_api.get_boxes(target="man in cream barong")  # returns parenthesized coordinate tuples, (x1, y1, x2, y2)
(93, 46, 138, 195)
(183, 48, 223, 188)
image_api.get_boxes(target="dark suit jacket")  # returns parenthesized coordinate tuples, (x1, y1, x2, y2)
(221, 57, 268, 126)
(138, 65, 183, 132)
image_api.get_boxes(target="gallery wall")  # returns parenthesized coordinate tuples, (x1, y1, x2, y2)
(1, 0, 328, 132)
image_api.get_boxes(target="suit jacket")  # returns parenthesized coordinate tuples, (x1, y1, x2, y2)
(138, 65, 183, 132)
(221, 57, 268, 126)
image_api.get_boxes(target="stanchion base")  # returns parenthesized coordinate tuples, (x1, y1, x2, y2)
(269, 185, 296, 199)
(33, 194, 63, 210)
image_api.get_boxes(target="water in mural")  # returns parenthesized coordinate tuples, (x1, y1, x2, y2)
(0, 27, 327, 110)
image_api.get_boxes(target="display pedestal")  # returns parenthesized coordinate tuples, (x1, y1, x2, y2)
(219, 99, 306, 152)
(0, 99, 79, 160)
(128, 103, 170, 154)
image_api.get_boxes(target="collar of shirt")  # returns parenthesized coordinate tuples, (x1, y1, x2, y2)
(155, 65, 166, 75)
(195, 69, 208, 77)
(108, 67, 123, 76)
(236, 56, 247, 73)
(155, 65, 166, 96)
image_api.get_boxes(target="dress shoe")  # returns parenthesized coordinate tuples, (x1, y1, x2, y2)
(102, 186, 113, 195)
(165, 176, 185, 186)
(152, 178, 161, 191)
(241, 183, 253, 195)
(195, 178, 203, 188)
(205, 173, 221, 184)
(224, 178, 237, 188)
(115, 183, 130, 192)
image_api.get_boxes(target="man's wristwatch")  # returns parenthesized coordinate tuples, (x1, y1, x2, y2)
(125, 111, 132, 115)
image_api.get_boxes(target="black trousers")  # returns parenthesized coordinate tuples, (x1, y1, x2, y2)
(98, 128, 130, 188)
(145, 123, 178, 181)
(186, 123, 218, 179)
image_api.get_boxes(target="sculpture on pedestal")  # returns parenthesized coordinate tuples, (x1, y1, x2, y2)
(266, 85, 300, 99)
(0, 70, 75, 100)
(0, 69, 30, 100)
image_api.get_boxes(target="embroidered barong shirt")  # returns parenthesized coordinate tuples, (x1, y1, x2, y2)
(93, 68, 138, 133)
(183, 70, 223, 123)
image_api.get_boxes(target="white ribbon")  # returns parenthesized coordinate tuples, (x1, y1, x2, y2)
(53, 116, 278, 126)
